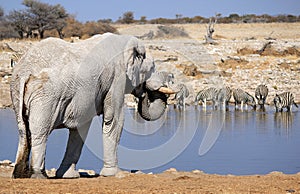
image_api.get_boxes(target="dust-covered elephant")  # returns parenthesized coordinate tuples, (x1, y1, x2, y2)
(10, 33, 175, 179)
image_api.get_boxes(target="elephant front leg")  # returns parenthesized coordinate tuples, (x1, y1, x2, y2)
(100, 94, 124, 176)
(56, 121, 91, 178)
(100, 128, 123, 176)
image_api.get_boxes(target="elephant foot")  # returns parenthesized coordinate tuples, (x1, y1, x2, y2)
(12, 163, 31, 178)
(30, 170, 48, 179)
(100, 166, 121, 177)
(56, 163, 80, 179)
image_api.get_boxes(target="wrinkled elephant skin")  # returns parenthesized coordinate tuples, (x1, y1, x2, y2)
(10, 33, 174, 179)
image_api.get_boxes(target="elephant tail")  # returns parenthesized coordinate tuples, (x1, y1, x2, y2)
(11, 75, 32, 178)
(12, 75, 29, 131)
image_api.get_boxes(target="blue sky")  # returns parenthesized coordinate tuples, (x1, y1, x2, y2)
(1, 0, 300, 22)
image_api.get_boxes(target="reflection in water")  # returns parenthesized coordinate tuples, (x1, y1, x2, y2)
(274, 112, 294, 135)
(198, 109, 225, 156)
(0, 107, 299, 175)
(255, 111, 268, 132)
(119, 106, 199, 170)
(232, 110, 254, 130)
(256, 111, 267, 123)
(223, 110, 233, 131)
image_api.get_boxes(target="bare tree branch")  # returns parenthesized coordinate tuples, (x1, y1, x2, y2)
(204, 15, 218, 44)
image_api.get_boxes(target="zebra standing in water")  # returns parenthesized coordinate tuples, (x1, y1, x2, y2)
(232, 88, 256, 110)
(195, 87, 218, 109)
(173, 83, 189, 110)
(214, 86, 232, 110)
(273, 92, 298, 112)
(255, 84, 268, 109)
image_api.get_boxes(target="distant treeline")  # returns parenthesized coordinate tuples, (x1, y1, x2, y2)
(146, 14, 300, 24)
(0, 0, 299, 40)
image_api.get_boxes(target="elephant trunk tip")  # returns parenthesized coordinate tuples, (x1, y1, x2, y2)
(137, 90, 168, 121)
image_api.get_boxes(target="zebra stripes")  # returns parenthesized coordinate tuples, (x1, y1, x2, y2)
(173, 83, 189, 109)
(195, 86, 232, 110)
(194, 87, 298, 112)
(255, 84, 268, 109)
(233, 88, 256, 110)
(195, 87, 218, 108)
(214, 86, 232, 110)
(273, 92, 298, 112)
(136, 71, 299, 113)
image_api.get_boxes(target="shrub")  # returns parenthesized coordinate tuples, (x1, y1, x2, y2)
(81, 21, 117, 38)
(155, 25, 189, 38)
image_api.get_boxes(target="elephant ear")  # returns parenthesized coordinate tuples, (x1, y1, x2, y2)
(124, 37, 146, 87)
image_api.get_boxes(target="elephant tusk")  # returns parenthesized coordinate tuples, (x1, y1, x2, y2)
(158, 87, 176, 94)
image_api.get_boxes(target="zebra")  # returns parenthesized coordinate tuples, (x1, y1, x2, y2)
(273, 92, 298, 112)
(214, 86, 232, 110)
(195, 87, 218, 108)
(232, 88, 256, 110)
(173, 83, 189, 110)
(255, 84, 268, 109)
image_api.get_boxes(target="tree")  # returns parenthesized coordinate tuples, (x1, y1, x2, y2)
(81, 20, 117, 38)
(175, 14, 183, 23)
(121, 11, 134, 24)
(191, 16, 206, 23)
(0, 7, 19, 39)
(175, 14, 182, 19)
(229, 13, 239, 18)
(22, 0, 68, 39)
(0, 21, 17, 39)
(7, 10, 32, 39)
(50, 4, 68, 38)
(140, 16, 147, 24)
(62, 16, 83, 38)
(98, 19, 112, 23)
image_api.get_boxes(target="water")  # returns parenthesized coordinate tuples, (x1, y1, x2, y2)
(0, 106, 299, 175)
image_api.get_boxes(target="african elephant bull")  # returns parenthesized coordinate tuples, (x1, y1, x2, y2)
(10, 33, 175, 178)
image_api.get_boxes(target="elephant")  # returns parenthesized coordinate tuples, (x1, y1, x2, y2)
(10, 33, 176, 179)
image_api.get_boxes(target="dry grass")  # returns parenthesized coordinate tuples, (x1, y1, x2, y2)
(169, 22, 300, 40)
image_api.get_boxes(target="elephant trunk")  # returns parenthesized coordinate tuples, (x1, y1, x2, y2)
(132, 82, 170, 121)
(138, 90, 168, 121)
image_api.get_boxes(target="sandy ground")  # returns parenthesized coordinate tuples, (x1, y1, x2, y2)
(1, 23, 300, 193)
(1, 167, 300, 193)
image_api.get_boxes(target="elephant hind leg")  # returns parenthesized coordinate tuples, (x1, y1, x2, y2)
(29, 128, 49, 179)
(13, 118, 31, 178)
(28, 106, 54, 179)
